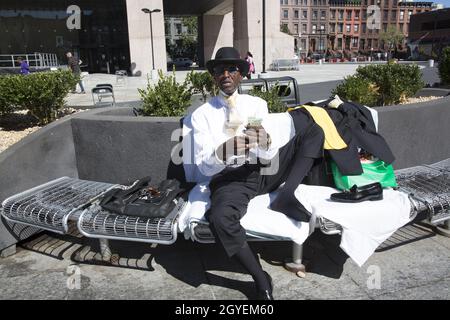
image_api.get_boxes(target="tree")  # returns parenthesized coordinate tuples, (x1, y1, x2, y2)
(380, 25, 404, 59)
(280, 24, 290, 35)
(181, 16, 198, 35)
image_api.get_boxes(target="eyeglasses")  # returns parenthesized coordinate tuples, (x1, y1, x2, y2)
(212, 65, 240, 76)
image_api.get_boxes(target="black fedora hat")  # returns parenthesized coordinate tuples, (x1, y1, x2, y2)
(206, 47, 249, 76)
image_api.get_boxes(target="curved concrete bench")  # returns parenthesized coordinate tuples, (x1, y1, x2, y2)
(1, 96, 450, 254)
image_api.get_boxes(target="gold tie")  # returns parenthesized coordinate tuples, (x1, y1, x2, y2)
(224, 95, 244, 136)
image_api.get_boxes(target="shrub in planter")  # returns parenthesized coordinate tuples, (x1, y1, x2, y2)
(248, 83, 287, 113)
(139, 70, 192, 117)
(355, 63, 424, 106)
(188, 71, 218, 102)
(19, 70, 78, 124)
(0, 75, 23, 116)
(332, 75, 379, 107)
(0, 70, 77, 124)
(439, 46, 450, 85)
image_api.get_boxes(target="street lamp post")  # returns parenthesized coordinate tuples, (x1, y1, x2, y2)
(142, 8, 161, 77)
(318, 26, 325, 62)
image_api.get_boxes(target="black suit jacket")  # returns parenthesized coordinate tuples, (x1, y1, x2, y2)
(289, 100, 395, 175)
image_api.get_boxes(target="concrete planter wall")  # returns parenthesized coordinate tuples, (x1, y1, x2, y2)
(1, 95, 450, 251)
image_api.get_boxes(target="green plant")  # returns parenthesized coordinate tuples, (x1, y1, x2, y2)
(139, 70, 192, 117)
(356, 63, 424, 106)
(248, 84, 288, 113)
(438, 46, 450, 85)
(21, 70, 78, 124)
(188, 71, 218, 102)
(332, 75, 379, 107)
(0, 70, 77, 124)
(333, 63, 424, 106)
(0, 75, 23, 116)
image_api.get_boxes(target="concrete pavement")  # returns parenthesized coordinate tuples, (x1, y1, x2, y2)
(0, 221, 449, 300)
(67, 61, 437, 109)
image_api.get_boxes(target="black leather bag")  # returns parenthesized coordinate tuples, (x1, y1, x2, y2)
(99, 177, 185, 219)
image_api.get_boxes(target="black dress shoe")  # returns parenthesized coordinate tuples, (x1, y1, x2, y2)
(256, 271, 274, 300)
(330, 182, 383, 203)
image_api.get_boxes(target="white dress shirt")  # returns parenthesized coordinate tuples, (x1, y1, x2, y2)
(191, 92, 278, 178)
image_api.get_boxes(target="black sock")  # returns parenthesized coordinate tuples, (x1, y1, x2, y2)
(233, 243, 270, 291)
(270, 157, 314, 222)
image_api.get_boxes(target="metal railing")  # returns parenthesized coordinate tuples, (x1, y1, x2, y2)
(0, 53, 59, 69)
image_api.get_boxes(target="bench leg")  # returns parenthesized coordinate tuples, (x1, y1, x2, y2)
(284, 242, 306, 278)
(0, 244, 17, 258)
(99, 239, 112, 261)
(435, 219, 450, 238)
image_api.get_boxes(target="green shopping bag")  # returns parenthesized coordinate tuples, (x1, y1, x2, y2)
(331, 160, 398, 190)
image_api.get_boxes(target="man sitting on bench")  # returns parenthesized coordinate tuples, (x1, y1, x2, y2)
(190, 47, 325, 300)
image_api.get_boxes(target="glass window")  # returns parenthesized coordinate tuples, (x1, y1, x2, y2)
(330, 23, 336, 32)
(384, 10, 388, 20)
(352, 37, 358, 47)
(338, 23, 343, 32)
(283, 10, 289, 19)
(400, 10, 404, 20)
(321, 11, 326, 19)
(312, 24, 317, 33)
(302, 10, 308, 19)
(346, 10, 352, 20)
(339, 10, 344, 20)
(331, 10, 336, 19)
(175, 24, 182, 34)
(294, 24, 299, 34)
(346, 24, 351, 32)
(301, 39, 306, 50)
(302, 24, 307, 33)
(295, 10, 299, 19)
(362, 23, 367, 33)
(0, 0, 131, 74)
(391, 11, 396, 20)
(355, 10, 360, 19)
(354, 24, 359, 32)
(313, 10, 318, 20)
(337, 38, 342, 49)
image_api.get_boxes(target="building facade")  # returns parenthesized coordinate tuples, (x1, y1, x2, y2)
(408, 7, 450, 59)
(280, 0, 434, 58)
(0, 0, 294, 75)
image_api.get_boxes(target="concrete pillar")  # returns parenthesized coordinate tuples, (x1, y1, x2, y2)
(233, 0, 294, 73)
(203, 13, 234, 64)
(126, 0, 167, 77)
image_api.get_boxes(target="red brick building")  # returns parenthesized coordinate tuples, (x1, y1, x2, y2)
(280, 0, 434, 58)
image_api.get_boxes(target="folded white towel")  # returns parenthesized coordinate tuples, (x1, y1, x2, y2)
(295, 185, 411, 267)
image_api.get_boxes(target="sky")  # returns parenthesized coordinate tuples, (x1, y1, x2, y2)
(436, 0, 449, 7)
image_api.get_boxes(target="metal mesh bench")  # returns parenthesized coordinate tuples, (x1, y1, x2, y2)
(77, 199, 185, 245)
(1, 177, 115, 234)
(1, 159, 450, 277)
